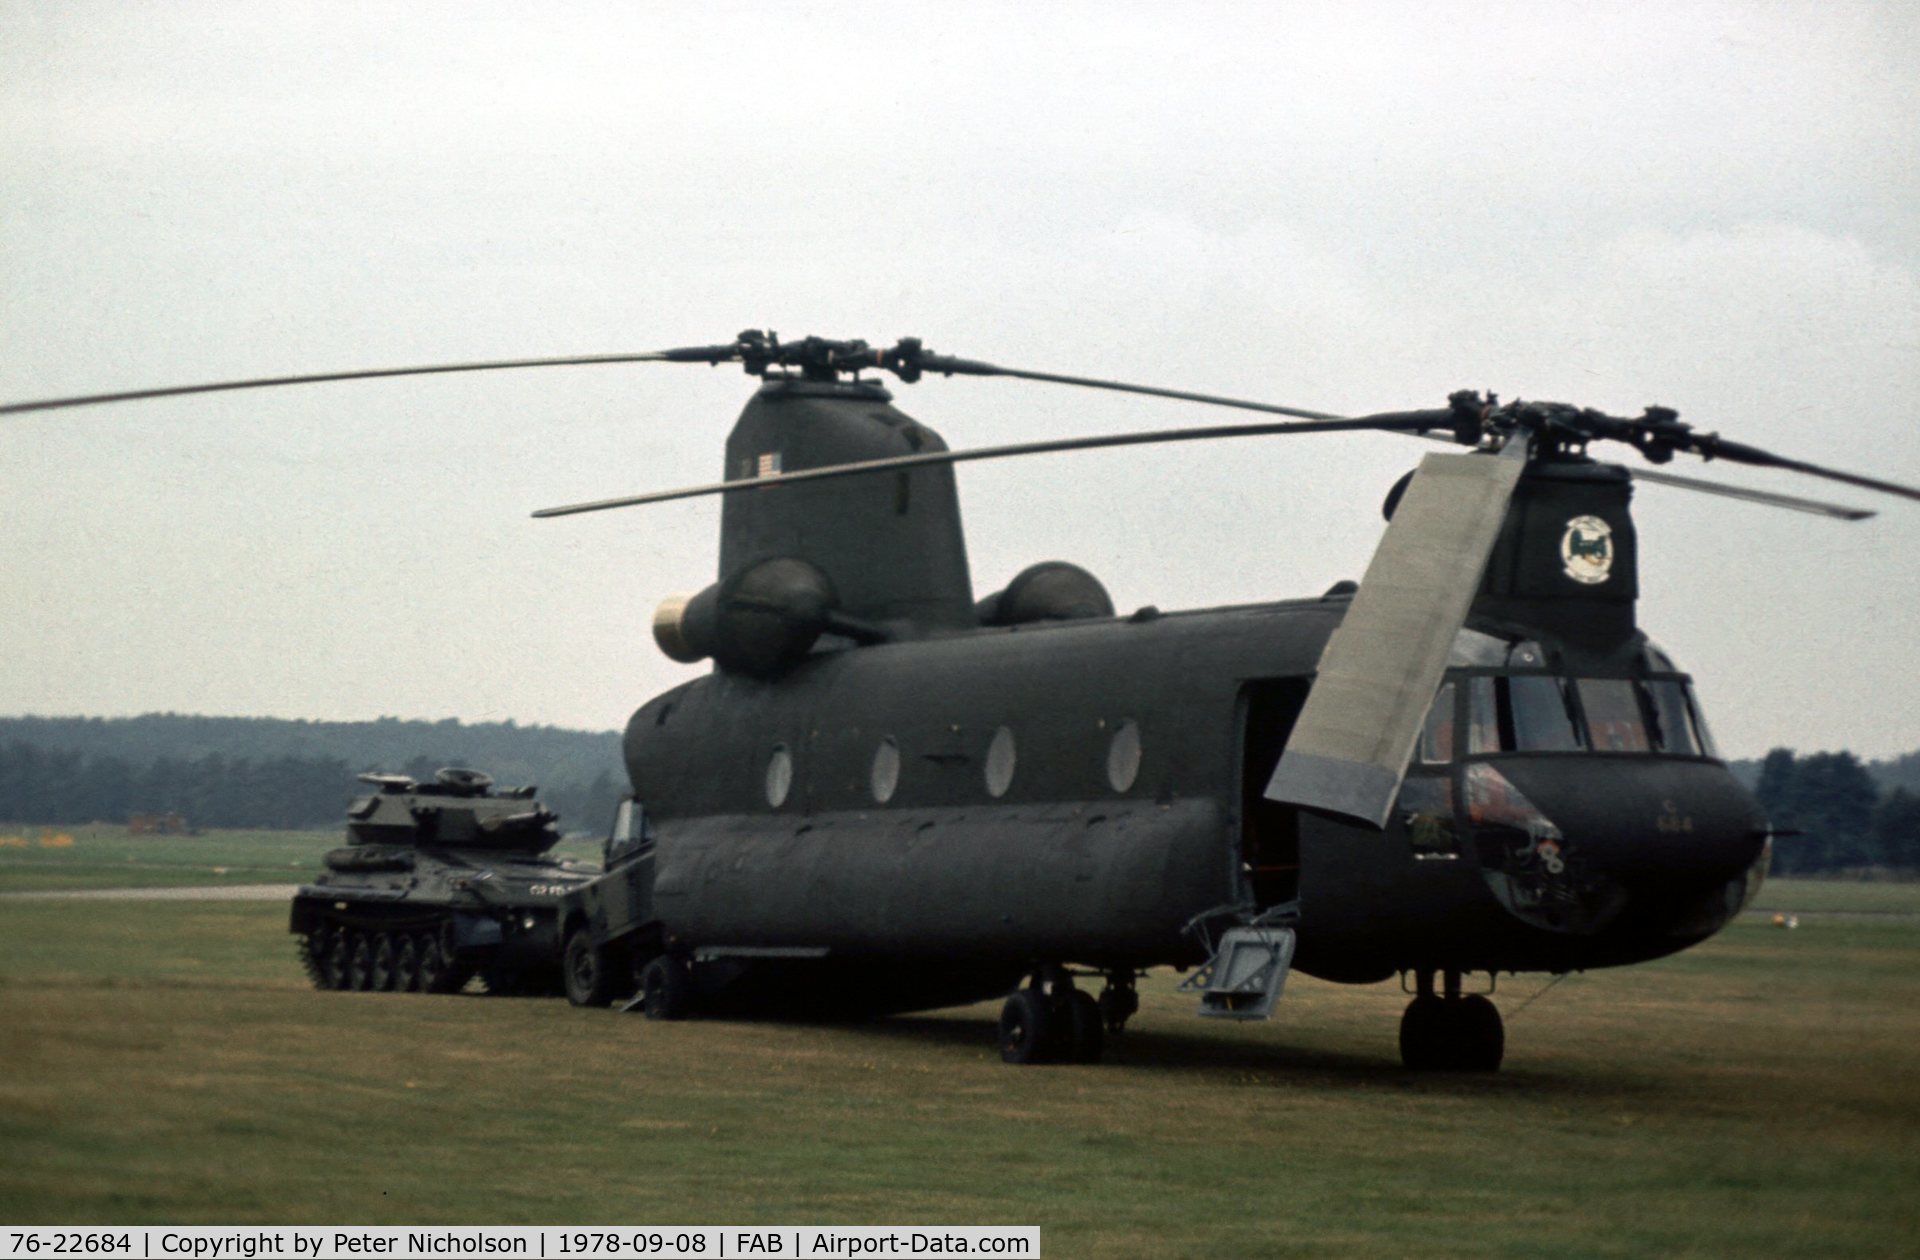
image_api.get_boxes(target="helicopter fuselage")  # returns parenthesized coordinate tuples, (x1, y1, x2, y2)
(624, 593, 1769, 1005)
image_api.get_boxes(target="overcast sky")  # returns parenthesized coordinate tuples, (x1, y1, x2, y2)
(2, 2, 1916, 759)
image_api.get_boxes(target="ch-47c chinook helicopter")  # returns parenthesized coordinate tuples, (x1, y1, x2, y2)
(8, 331, 1917, 1072)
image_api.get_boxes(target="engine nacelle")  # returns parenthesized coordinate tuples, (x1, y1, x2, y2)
(653, 556, 852, 679)
(975, 561, 1114, 627)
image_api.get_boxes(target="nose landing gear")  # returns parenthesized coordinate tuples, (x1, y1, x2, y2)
(1400, 970, 1505, 1072)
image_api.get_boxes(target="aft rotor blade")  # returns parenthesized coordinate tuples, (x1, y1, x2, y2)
(912, 352, 1350, 423)
(531, 410, 1458, 518)
(1264, 446, 1529, 829)
(0, 349, 740, 415)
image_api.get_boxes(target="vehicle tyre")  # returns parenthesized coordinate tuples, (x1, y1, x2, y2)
(370, 934, 396, 992)
(1065, 989, 1105, 1064)
(347, 934, 372, 991)
(998, 988, 1056, 1065)
(564, 927, 614, 1007)
(393, 934, 421, 992)
(1399, 995, 1447, 1070)
(1451, 994, 1505, 1072)
(641, 955, 692, 1021)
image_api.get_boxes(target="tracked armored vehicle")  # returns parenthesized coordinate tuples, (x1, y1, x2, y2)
(290, 768, 597, 995)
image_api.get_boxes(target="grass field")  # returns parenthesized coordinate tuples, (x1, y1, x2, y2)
(2, 866, 1917, 1257)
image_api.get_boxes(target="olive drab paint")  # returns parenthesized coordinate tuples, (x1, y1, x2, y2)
(624, 390, 1772, 1033)
(720, 378, 976, 635)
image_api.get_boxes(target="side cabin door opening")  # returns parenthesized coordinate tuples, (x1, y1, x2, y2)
(1239, 678, 1308, 908)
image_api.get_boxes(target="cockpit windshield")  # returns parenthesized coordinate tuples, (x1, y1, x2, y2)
(1425, 639, 1718, 761)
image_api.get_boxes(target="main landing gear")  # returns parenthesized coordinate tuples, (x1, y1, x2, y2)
(1399, 970, 1504, 1072)
(998, 967, 1135, 1065)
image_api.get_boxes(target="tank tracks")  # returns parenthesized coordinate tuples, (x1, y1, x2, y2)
(295, 917, 476, 994)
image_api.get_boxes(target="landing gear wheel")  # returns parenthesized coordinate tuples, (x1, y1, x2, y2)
(564, 928, 614, 1007)
(1064, 989, 1105, 1064)
(1400, 994, 1505, 1072)
(416, 934, 448, 993)
(641, 955, 692, 1020)
(999, 988, 1056, 1065)
(393, 935, 421, 992)
(347, 934, 372, 991)
(370, 934, 396, 992)
(1399, 995, 1448, 1071)
(1098, 982, 1138, 1036)
(1450, 994, 1505, 1072)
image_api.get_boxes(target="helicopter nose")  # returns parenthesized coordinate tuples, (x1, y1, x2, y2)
(1493, 758, 1767, 882)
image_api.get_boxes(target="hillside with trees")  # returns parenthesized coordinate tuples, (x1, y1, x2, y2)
(1752, 748, 1920, 874)
(0, 714, 624, 834)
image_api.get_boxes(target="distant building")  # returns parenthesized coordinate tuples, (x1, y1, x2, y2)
(129, 812, 194, 836)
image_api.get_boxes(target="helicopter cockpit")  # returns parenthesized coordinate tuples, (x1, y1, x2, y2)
(1395, 629, 1764, 939)
(1415, 636, 1718, 764)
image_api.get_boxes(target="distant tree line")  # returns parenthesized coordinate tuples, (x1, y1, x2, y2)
(1755, 749, 1920, 874)
(2, 715, 1915, 870)
(0, 740, 625, 835)
(0, 713, 619, 790)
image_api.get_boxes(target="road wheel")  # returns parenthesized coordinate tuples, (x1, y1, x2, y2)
(1065, 989, 1105, 1064)
(393, 935, 421, 992)
(325, 930, 352, 990)
(299, 924, 330, 989)
(998, 988, 1056, 1065)
(641, 955, 692, 1020)
(416, 934, 448, 992)
(347, 934, 372, 991)
(370, 934, 396, 992)
(564, 927, 614, 1007)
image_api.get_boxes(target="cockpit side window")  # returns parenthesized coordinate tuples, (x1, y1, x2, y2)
(1645, 679, 1699, 755)
(1467, 677, 1500, 755)
(1685, 684, 1719, 757)
(1419, 681, 1456, 764)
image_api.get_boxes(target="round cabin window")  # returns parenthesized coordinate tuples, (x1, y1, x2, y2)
(1107, 719, 1142, 792)
(871, 737, 901, 804)
(985, 726, 1017, 798)
(765, 743, 793, 808)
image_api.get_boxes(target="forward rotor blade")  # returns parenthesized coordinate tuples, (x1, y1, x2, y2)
(532, 410, 1457, 518)
(1264, 447, 1529, 829)
(1403, 430, 1875, 520)
(1627, 467, 1874, 520)
(0, 350, 714, 415)
(1686, 436, 1920, 505)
